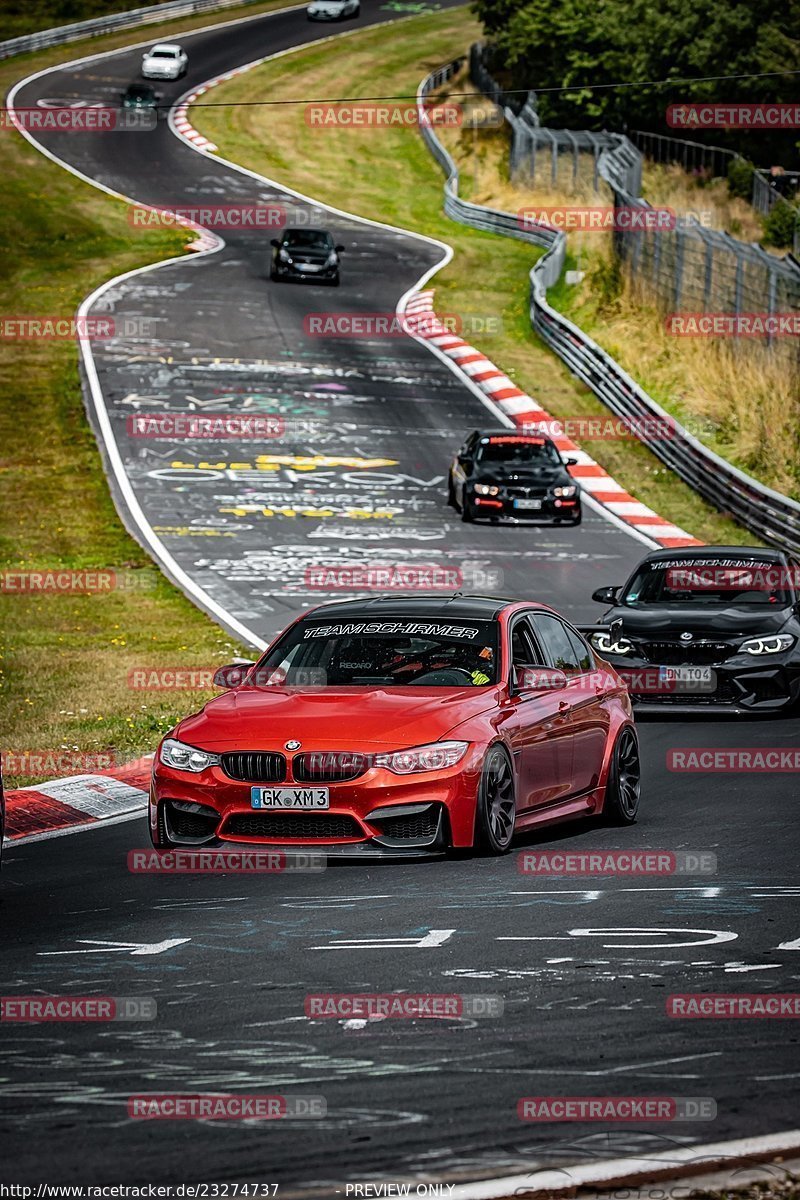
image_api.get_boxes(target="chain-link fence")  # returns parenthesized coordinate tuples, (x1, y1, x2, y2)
(470, 44, 800, 365)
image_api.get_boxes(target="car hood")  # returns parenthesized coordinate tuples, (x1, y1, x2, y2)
(284, 246, 334, 263)
(604, 604, 792, 638)
(175, 686, 499, 751)
(475, 466, 570, 487)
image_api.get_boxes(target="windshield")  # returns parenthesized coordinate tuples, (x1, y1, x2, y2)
(126, 86, 154, 99)
(251, 617, 499, 687)
(283, 231, 333, 248)
(150, 49, 178, 58)
(623, 558, 792, 607)
(476, 436, 561, 467)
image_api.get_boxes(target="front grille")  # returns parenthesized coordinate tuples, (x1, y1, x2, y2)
(224, 812, 363, 840)
(372, 808, 440, 841)
(293, 751, 369, 783)
(505, 486, 548, 499)
(640, 640, 735, 666)
(166, 801, 219, 838)
(221, 752, 286, 783)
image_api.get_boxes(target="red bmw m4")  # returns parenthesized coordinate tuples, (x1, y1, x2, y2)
(150, 596, 640, 858)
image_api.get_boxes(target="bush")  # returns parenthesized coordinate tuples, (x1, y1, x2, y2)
(762, 198, 799, 249)
(727, 157, 755, 201)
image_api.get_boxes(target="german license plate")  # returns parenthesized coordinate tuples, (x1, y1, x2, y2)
(251, 787, 329, 809)
(513, 498, 542, 511)
(658, 666, 714, 691)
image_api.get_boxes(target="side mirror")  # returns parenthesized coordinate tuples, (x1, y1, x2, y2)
(270, 238, 280, 248)
(213, 660, 255, 689)
(563, 456, 578, 466)
(335, 244, 345, 253)
(512, 665, 568, 692)
(592, 585, 620, 605)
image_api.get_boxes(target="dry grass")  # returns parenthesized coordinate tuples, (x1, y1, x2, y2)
(438, 81, 800, 500)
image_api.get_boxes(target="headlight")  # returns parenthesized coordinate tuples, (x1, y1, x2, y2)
(740, 633, 795, 656)
(160, 738, 220, 773)
(326, 251, 338, 265)
(278, 248, 292, 263)
(374, 740, 469, 774)
(552, 485, 577, 497)
(591, 632, 635, 656)
(474, 483, 500, 496)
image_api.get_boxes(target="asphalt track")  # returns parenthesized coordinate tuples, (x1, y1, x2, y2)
(3, 0, 800, 1190)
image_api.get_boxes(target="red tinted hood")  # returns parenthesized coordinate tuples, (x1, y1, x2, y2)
(175, 686, 498, 751)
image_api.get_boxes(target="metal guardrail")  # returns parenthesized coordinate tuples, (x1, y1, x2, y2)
(0, 0, 262, 61)
(418, 58, 800, 556)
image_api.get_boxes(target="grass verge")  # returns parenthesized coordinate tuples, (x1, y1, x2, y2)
(193, 24, 764, 549)
(0, 4, 300, 784)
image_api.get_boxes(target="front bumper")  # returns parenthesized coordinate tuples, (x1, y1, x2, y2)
(151, 756, 481, 854)
(609, 654, 800, 714)
(467, 492, 580, 523)
(273, 262, 338, 281)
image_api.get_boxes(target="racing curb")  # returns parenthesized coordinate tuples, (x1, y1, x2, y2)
(403, 291, 702, 549)
(4, 756, 151, 843)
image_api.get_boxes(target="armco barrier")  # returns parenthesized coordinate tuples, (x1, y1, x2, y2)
(417, 58, 800, 556)
(0, 0, 263, 61)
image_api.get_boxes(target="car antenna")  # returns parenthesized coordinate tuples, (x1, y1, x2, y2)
(446, 591, 463, 604)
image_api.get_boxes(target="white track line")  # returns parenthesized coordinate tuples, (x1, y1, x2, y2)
(449, 1129, 800, 1199)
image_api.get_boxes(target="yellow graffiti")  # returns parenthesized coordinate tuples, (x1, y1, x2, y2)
(170, 454, 399, 471)
(218, 506, 398, 519)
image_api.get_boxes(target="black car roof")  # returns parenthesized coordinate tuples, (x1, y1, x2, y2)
(304, 595, 515, 621)
(474, 428, 554, 440)
(639, 545, 786, 563)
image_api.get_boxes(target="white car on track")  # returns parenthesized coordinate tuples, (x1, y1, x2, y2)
(307, 0, 360, 19)
(141, 43, 188, 80)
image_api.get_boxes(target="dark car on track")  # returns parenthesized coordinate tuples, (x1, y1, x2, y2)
(150, 595, 639, 859)
(448, 429, 581, 525)
(270, 228, 343, 285)
(588, 545, 800, 714)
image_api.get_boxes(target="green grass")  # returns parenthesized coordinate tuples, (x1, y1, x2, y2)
(192, 13, 763, 550)
(0, 4, 300, 785)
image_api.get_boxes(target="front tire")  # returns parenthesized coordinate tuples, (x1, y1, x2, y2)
(474, 745, 516, 855)
(603, 726, 641, 825)
(460, 487, 474, 523)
